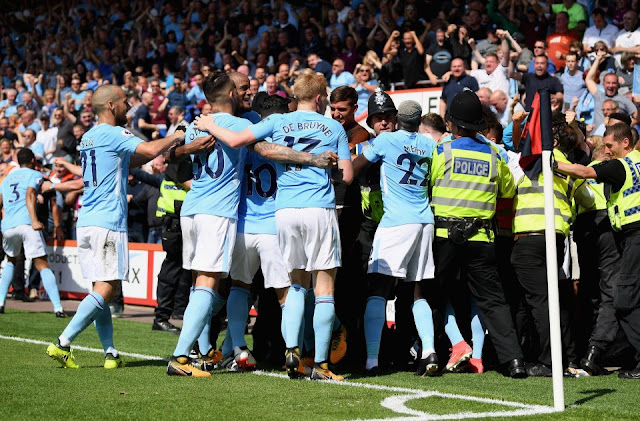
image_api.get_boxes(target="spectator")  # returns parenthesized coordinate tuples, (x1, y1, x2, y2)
(68, 77, 86, 112)
(585, 50, 637, 129)
(265, 74, 286, 98)
(20, 129, 45, 161)
(0, 117, 18, 143)
(470, 53, 509, 97)
(185, 72, 205, 104)
(384, 30, 425, 89)
(329, 58, 356, 90)
(352, 64, 378, 118)
(35, 113, 57, 165)
(166, 106, 187, 136)
(464, 8, 487, 42)
(424, 28, 452, 86)
(0, 89, 18, 117)
(439, 58, 479, 118)
(307, 53, 332, 81)
(476, 87, 492, 106)
(162, 75, 188, 112)
(537, 0, 587, 31)
(150, 80, 167, 134)
(546, 12, 580, 72)
(474, 25, 501, 59)
(560, 52, 587, 110)
(611, 10, 640, 68)
(591, 99, 621, 136)
(616, 52, 636, 94)
(134, 92, 157, 141)
(509, 55, 564, 111)
(490, 90, 525, 128)
(18, 110, 42, 133)
(583, 8, 620, 54)
(528, 41, 557, 75)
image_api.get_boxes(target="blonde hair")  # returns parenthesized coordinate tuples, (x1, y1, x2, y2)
(589, 135, 607, 161)
(363, 50, 380, 66)
(293, 72, 327, 102)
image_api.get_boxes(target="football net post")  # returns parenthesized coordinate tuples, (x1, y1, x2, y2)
(539, 88, 565, 411)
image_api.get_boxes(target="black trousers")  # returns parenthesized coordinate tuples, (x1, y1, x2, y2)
(574, 212, 622, 350)
(511, 235, 575, 366)
(154, 225, 191, 322)
(430, 238, 523, 365)
(614, 232, 640, 361)
(496, 235, 537, 360)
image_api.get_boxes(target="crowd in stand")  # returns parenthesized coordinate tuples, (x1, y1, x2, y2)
(2, 0, 640, 375)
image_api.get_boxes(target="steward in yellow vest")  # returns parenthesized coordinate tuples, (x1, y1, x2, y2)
(511, 121, 594, 377)
(431, 90, 527, 378)
(556, 122, 640, 379)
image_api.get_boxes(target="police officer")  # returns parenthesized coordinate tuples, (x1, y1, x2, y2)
(571, 139, 621, 376)
(430, 90, 527, 378)
(557, 122, 640, 379)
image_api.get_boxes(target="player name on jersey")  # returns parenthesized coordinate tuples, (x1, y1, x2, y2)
(282, 121, 334, 137)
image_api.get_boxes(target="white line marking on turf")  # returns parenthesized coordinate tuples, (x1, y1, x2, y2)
(1, 334, 557, 420)
(252, 371, 558, 420)
(0, 334, 166, 361)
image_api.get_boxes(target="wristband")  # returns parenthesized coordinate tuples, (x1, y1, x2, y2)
(50, 181, 57, 191)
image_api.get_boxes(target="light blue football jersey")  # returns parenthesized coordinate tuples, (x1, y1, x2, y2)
(180, 113, 250, 219)
(1, 167, 42, 232)
(363, 130, 437, 227)
(248, 110, 350, 210)
(76, 124, 143, 231)
(238, 151, 277, 235)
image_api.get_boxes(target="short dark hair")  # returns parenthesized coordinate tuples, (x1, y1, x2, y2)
(17, 147, 35, 165)
(592, 8, 606, 17)
(259, 95, 291, 118)
(420, 113, 446, 134)
(552, 120, 577, 154)
(329, 86, 358, 106)
(604, 122, 634, 145)
(202, 71, 234, 103)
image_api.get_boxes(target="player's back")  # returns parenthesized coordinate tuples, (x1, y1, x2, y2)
(371, 130, 436, 227)
(267, 110, 349, 210)
(181, 112, 250, 219)
(1, 167, 42, 232)
(76, 124, 143, 231)
(238, 151, 277, 234)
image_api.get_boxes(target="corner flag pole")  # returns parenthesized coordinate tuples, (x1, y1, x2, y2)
(539, 88, 565, 411)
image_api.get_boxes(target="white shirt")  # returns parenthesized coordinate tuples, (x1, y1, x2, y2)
(613, 29, 640, 67)
(583, 23, 620, 49)
(35, 126, 58, 165)
(497, 102, 525, 128)
(470, 64, 510, 96)
(167, 119, 186, 136)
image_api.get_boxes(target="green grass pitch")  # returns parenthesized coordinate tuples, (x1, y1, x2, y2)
(1, 308, 639, 420)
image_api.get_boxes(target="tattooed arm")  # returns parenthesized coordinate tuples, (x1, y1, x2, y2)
(251, 141, 338, 168)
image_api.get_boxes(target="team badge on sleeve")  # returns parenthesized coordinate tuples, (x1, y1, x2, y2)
(121, 129, 134, 138)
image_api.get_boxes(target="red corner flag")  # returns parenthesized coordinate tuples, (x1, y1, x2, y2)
(519, 92, 543, 178)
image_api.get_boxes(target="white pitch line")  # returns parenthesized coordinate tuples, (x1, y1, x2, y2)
(1, 334, 558, 420)
(0, 334, 166, 361)
(252, 371, 558, 420)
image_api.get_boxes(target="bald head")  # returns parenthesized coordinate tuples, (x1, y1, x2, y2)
(489, 90, 508, 113)
(92, 85, 129, 125)
(92, 85, 125, 115)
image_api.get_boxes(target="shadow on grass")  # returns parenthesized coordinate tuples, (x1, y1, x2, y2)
(125, 359, 168, 368)
(570, 388, 616, 407)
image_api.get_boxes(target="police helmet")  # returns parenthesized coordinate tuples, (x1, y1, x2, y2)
(445, 89, 487, 131)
